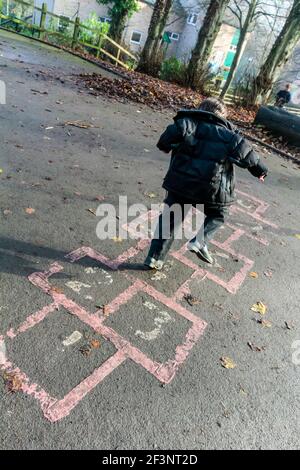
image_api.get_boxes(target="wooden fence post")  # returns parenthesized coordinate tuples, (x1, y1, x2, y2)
(96, 32, 103, 58)
(115, 48, 121, 65)
(39, 3, 47, 39)
(72, 16, 80, 49)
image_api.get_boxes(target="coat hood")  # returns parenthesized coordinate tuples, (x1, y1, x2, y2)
(174, 109, 235, 132)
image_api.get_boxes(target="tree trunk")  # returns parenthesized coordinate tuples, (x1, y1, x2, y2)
(137, 0, 173, 76)
(220, 0, 258, 99)
(254, 105, 300, 147)
(185, 0, 230, 89)
(253, 0, 300, 104)
(109, 10, 128, 44)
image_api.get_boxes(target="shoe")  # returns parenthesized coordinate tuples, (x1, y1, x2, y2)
(187, 240, 214, 264)
(144, 256, 164, 271)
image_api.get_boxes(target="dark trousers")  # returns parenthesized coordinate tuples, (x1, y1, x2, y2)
(146, 191, 227, 262)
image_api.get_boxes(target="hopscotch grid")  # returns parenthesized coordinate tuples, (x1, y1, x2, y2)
(1, 190, 277, 422)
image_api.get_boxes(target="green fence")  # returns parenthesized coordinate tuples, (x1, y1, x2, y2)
(0, 0, 137, 69)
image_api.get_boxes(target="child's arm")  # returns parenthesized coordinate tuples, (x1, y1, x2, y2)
(229, 135, 268, 179)
(157, 121, 185, 154)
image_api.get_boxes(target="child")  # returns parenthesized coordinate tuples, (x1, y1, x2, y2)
(144, 98, 268, 270)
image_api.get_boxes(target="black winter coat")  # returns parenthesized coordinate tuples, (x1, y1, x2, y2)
(157, 110, 268, 207)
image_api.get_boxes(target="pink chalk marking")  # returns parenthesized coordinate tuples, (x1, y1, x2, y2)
(4, 303, 58, 339)
(171, 240, 254, 294)
(122, 209, 160, 240)
(93, 279, 144, 321)
(0, 359, 57, 413)
(45, 350, 127, 422)
(65, 246, 117, 269)
(231, 190, 278, 229)
(226, 223, 269, 246)
(230, 205, 278, 228)
(174, 271, 207, 301)
(236, 189, 269, 215)
(3, 246, 207, 422)
(113, 239, 150, 265)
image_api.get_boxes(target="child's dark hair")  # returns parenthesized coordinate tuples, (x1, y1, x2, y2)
(199, 98, 228, 118)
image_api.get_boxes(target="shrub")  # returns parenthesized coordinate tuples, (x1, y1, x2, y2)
(159, 57, 187, 85)
(79, 12, 110, 46)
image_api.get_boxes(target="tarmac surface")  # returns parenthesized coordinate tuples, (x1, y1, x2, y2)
(0, 29, 300, 450)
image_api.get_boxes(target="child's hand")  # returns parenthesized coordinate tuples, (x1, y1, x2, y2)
(259, 175, 266, 182)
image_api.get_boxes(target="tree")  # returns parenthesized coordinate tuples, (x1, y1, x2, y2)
(97, 0, 139, 43)
(137, 0, 173, 76)
(254, 0, 300, 103)
(185, 0, 231, 89)
(220, 0, 258, 99)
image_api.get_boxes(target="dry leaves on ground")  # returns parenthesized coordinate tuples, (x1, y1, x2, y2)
(25, 207, 35, 215)
(220, 357, 236, 369)
(80, 338, 101, 356)
(184, 294, 201, 306)
(64, 120, 95, 129)
(112, 236, 123, 243)
(87, 208, 97, 216)
(75, 69, 300, 161)
(251, 301, 267, 315)
(2, 372, 23, 393)
(257, 319, 272, 328)
(247, 341, 266, 352)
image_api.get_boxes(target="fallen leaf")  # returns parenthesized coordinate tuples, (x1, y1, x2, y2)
(264, 270, 273, 278)
(251, 301, 267, 315)
(25, 207, 35, 214)
(0, 169, 3, 174)
(102, 305, 110, 316)
(31, 89, 48, 95)
(90, 339, 101, 349)
(94, 195, 105, 201)
(220, 357, 236, 369)
(3, 209, 12, 215)
(87, 208, 97, 216)
(284, 321, 293, 330)
(249, 271, 258, 278)
(2, 372, 22, 393)
(295, 234, 300, 240)
(257, 319, 272, 328)
(112, 236, 123, 243)
(64, 120, 94, 129)
(213, 302, 223, 310)
(50, 286, 64, 294)
(247, 341, 265, 352)
(144, 192, 157, 198)
(184, 294, 201, 306)
(79, 345, 91, 356)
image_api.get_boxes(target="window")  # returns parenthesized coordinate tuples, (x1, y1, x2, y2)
(130, 31, 142, 44)
(229, 44, 237, 52)
(169, 33, 179, 41)
(99, 17, 111, 24)
(166, 31, 180, 41)
(187, 13, 198, 25)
